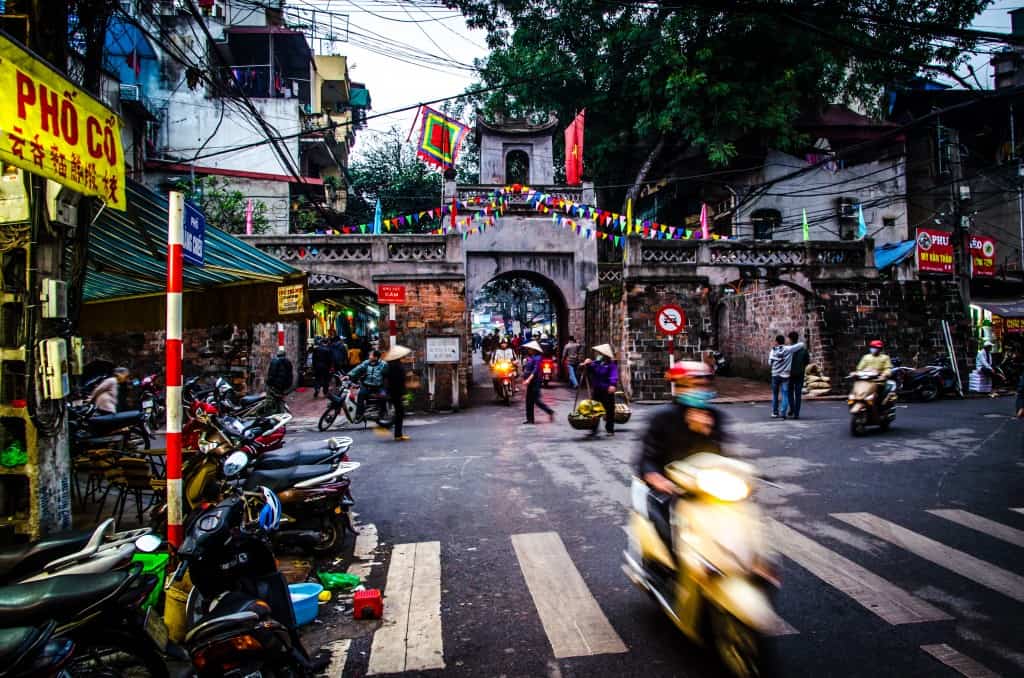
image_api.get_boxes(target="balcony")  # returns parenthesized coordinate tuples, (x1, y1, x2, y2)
(118, 83, 157, 120)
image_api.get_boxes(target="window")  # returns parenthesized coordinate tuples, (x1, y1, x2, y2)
(505, 150, 530, 184)
(883, 217, 896, 232)
(750, 209, 781, 240)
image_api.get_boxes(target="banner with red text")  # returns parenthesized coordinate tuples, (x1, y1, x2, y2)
(0, 33, 126, 209)
(969, 234, 996, 277)
(916, 227, 953, 274)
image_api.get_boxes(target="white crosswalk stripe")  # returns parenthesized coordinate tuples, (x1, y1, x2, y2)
(768, 519, 951, 624)
(1011, 508, 1024, 516)
(920, 644, 1002, 678)
(512, 531, 628, 658)
(833, 512, 1024, 604)
(927, 509, 1024, 548)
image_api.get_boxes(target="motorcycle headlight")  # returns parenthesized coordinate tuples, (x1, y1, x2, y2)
(198, 514, 221, 532)
(695, 469, 750, 502)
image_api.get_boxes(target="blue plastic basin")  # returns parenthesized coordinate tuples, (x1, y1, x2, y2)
(289, 582, 324, 626)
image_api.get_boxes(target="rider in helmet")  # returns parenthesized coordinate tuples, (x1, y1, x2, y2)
(634, 361, 727, 549)
(856, 339, 894, 399)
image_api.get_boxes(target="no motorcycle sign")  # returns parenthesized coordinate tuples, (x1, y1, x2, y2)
(656, 305, 686, 336)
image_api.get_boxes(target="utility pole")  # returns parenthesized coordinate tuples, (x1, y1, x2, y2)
(948, 127, 972, 317)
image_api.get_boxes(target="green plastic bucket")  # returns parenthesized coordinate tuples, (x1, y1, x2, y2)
(132, 552, 169, 611)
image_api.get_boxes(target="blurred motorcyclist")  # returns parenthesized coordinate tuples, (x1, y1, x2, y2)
(855, 339, 894, 400)
(491, 339, 518, 391)
(634, 361, 727, 550)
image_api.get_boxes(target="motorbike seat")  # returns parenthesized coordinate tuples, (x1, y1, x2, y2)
(256, 449, 337, 470)
(244, 464, 336, 491)
(0, 530, 92, 584)
(186, 593, 271, 645)
(0, 570, 133, 626)
(239, 394, 265, 407)
(88, 410, 144, 430)
(0, 626, 42, 663)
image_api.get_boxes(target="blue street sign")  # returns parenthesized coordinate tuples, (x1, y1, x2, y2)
(183, 201, 205, 266)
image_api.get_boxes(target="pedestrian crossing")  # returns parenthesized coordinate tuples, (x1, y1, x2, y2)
(328, 507, 1024, 676)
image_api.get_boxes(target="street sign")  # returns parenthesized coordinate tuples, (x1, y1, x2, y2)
(656, 305, 686, 335)
(277, 283, 304, 314)
(377, 284, 406, 304)
(183, 201, 205, 266)
(426, 336, 460, 363)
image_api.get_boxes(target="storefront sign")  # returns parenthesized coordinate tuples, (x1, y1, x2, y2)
(183, 201, 205, 266)
(426, 336, 460, 363)
(916, 228, 953, 274)
(277, 283, 305, 315)
(969, 235, 996, 277)
(0, 34, 126, 209)
(1005, 317, 1024, 334)
(377, 284, 406, 304)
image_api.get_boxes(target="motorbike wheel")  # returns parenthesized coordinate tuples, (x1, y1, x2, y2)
(710, 607, 768, 678)
(918, 382, 939, 402)
(66, 628, 169, 678)
(318, 408, 338, 432)
(121, 425, 151, 452)
(313, 514, 346, 555)
(850, 415, 866, 437)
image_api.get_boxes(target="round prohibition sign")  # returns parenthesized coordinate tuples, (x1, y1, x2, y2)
(656, 304, 686, 336)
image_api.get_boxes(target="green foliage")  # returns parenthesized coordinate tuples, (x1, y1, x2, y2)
(476, 277, 553, 332)
(174, 176, 270, 235)
(450, 0, 990, 201)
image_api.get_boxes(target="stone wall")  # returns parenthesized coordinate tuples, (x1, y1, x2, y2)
(717, 283, 817, 379)
(584, 284, 626, 387)
(624, 281, 713, 401)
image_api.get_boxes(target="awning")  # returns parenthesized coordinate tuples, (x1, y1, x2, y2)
(972, 299, 1024, 318)
(81, 179, 308, 334)
(875, 240, 916, 269)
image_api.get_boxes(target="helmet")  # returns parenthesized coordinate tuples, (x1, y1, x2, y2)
(665, 361, 714, 387)
(869, 340, 884, 349)
(257, 486, 281, 532)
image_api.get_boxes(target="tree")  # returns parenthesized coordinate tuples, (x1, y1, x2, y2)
(448, 0, 990, 208)
(476, 277, 553, 334)
(173, 176, 270, 234)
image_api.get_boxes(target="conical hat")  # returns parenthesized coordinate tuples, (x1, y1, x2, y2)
(593, 343, 615, 359)
(522, 341, 543, 352)
(384, 345, 412, 361)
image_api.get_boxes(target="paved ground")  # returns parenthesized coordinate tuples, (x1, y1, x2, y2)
(287, 372, 1024, 678)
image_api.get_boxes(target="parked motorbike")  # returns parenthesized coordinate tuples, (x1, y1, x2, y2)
(540, 357, 556, 387)
(133, 373, 165, 431)
(491, 360, 516, 405)
(318, 375, 393, 431)
(68, 403, 150, 455)
(847, 370, 897, 435)
(710, 351, 730, 376)
(0, 620, 75, 677)
(890, 358, 943, 402)
(174, 490, 317, 676)
(214, 377, 290, 418)
(624, 453, 780, 678)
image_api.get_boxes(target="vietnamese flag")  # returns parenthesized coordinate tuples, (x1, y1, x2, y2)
(564, 110, 585, 185)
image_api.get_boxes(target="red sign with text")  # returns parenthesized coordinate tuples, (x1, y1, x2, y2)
(916, 228, 954, 274)
(377, 284, 406, 304)
(969, 235, 996, 277)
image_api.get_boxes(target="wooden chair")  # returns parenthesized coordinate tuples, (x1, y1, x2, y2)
(95, 457, 155, 525)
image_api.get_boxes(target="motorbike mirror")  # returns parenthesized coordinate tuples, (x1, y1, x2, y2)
(135, 533, 162, 553)
(223, 451, 250, 478)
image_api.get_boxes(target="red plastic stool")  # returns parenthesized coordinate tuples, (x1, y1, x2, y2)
(353, 588, 383, 620)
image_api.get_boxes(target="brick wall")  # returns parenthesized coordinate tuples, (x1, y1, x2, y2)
(718, 282, 816, 379)
(624, 282, 712, 400)
(584, 284, 626, 387)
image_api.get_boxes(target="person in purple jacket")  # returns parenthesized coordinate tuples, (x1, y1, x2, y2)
(581, 343, 619, 437)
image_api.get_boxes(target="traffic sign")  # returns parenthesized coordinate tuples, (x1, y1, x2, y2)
(656, 305, 686, 335)
(377, 284, 406, 304)
(183, 201, 205, 266)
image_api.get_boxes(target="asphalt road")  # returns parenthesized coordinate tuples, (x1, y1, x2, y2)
(292, 381, 1024, 678)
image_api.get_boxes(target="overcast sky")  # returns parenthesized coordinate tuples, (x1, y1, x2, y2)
(295, 1, 1021, 160)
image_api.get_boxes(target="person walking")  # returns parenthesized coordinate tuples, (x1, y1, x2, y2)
(580, 343, 619, 436)
(90, 367, 131, 414)
(327, 329, 348, 375)
(768, 333, 804, 419)
(266, 347, 294, 394)
(521, 341, 554, 424)
(384, 344, 412, 441)
(787, 331, 810, 419)
(970, 341, 995, 394)
(311, 338, 332, 397)
(562, 335, 581, 389)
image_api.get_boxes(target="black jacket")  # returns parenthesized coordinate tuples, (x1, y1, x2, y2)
(267, 356, 294, 392)
(386, 360, 407, 401)
(312, 344, 333, 370)
(635, 401, 726, 477)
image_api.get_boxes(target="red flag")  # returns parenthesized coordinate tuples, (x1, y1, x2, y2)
(564, 110, 585, 185)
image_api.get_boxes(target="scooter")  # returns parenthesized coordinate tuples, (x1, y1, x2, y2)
(492, 360, 516, 405)
(68, 403, 150, 455)
(174, 490, 317, 677)
(540, 357, 556, 387)
(847, 370, 897, 435)
(214, 377, 290, 418)
(890, 358, 943, 402)
(0, 620, 75, 677)
(624, 453, 781, 678)
(318, 375, 393, 431)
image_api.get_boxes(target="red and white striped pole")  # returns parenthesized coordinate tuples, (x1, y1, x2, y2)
(165, 192, 185, 547)
(277, 322, 285, 351)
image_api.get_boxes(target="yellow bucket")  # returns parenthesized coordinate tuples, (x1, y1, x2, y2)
(163, 578, 191, 643)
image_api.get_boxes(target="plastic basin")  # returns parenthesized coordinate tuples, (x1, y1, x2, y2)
(289, 582, 324, 626)
(132, 552, 168, 611)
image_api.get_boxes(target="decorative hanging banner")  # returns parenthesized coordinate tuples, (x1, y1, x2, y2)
(416, 106, 469, 168)
(0, 33, 126, 209)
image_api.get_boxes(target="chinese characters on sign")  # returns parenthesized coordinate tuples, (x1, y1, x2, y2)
(915, 228, 953, 274)
(183, 202, 205, 266)
(0, 34, 126, 209)
(969, 235, 996, 277)
(277, 284, 305, 315)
